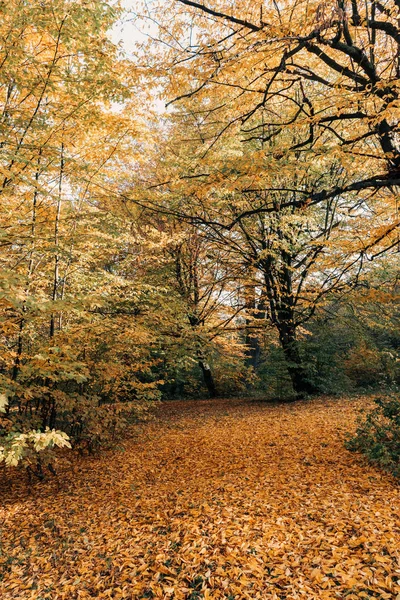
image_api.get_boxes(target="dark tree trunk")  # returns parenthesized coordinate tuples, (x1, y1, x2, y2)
(189, 312, 218, 398)
(262, 246, 317, 399)
(278, 322, 317, 398)
(198, 355, 217, 398)
(12, 319, 24, 381)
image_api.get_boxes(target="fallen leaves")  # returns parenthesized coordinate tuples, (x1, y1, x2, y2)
(1, 396, 400, 599)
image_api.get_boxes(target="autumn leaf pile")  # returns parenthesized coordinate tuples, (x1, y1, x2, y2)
(1, 396, 400, 600)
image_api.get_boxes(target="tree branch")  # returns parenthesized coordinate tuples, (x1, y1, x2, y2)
(175, 0, 262, 31)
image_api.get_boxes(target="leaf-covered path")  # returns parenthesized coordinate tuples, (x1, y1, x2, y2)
(1, 397, 400, 599)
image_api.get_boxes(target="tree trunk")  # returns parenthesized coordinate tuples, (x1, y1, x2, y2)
(12, 153, 41, 381)
(262, 248, 317, 399)
(278, 322, 316, 398)
(50, 142, 64, 339)
(198, 353, 217, 398)
(189, 312, 218, 398)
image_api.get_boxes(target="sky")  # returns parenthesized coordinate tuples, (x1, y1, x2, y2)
(111, 0, 160, 55)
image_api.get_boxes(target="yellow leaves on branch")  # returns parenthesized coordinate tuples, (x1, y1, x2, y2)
(0, 428, 71, 468)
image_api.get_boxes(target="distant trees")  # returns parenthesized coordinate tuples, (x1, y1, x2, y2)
(168, 227, 248, 396)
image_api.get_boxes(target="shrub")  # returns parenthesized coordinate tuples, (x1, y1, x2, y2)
(0, 393, 71, 475)
(345, 394, 400, 478)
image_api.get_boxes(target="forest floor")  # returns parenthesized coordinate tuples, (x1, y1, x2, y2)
(1, 396, 400, 600)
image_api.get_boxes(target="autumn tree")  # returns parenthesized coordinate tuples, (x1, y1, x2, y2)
(130, 0, 399, 395)
(165, 224, 252, 397)
(142, 0, 400, 262)
(0, 0, 167, 466)
(161, 0, 400, 194)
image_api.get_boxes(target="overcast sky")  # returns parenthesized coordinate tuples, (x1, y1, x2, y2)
(111, 0, 160, 55)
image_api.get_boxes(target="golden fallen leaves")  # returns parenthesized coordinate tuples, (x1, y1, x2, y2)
(1, 396, 400, 599)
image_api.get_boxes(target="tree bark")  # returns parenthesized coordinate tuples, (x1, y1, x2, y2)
(12, 152, 41, 381)
(50, 142, 64, 339)
(198, 355, 217, 398)
(277, 321, 316, 398)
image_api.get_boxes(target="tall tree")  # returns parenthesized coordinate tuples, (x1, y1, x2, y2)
(0, 0, 165, 456)
(167, 226, 247, 396)
(134, 0, 400, 394)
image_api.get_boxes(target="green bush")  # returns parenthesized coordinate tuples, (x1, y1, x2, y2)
(345, 394, 400, 478)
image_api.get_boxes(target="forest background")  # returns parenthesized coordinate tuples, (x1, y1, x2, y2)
(0, 0, 399, 469)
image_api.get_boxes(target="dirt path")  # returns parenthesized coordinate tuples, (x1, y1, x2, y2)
(1, 397, 400, 599)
